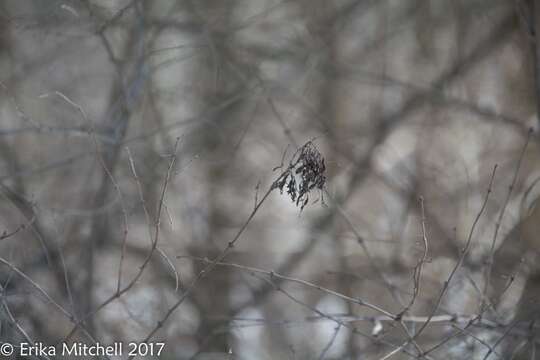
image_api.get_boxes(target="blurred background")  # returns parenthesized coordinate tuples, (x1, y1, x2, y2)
(0, 0, 539, 359)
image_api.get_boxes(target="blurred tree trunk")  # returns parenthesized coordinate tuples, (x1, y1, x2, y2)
(186, 0, 242, 353)
(67, 2, 147, 336)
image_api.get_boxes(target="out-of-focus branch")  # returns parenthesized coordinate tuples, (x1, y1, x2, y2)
(534, 0, 540, 130)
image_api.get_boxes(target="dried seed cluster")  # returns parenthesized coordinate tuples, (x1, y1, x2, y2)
(276, 141, 326, 210)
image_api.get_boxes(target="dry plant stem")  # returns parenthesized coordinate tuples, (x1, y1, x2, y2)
(397, 320, 426, 359)
(424, 134, 532, 358)
(378, 197, 430, 360)
(422, 324, 478, 357)
(0, 284, 52, 360)
(227, 311, 539, 353)
(481, 306, 540, 359)
(87, 104, 129, 295)
(62, 139, 179, 342)
(333, 201, 426, 356)
(417, 165, 497, 333)
(58, 238, 77, 320)
(428, 260, 522, 354)
(482, 316, 523, 360)
(379, 322, 431, 360)
(184, 256, 395, 318)
(48, 91, 131, 295)
(317, 324, 341, 360)
(129, 181, 277, 357)
(425, 314, 506, 356)
(482, 129, 532, 313)
(332, 196, 405, 307)
(422, 317, 505, 359)
(125, 146, 180, 291)
(381, 165, 498, 359)
(449, 324, 504, 359)
(0, 183, 51, 265)
(184, 257, 536, 356)
(49, 215, 79, 321)
(395, 197, 431, 357)
(462, 272, 502, 319)
(131, 142, 328, 355)
(225, 313, 510, 333)
(400, 196, 430, 316)
(249, 271, 426, 360)
(0, 222, 27, 241)
(0, 257, 97, 344)
(182, 257, 430, 359)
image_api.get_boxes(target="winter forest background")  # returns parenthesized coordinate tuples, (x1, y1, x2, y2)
(1, 0, 540, 359)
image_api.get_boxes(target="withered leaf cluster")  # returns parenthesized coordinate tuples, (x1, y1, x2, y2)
(276, 141, 326, 210)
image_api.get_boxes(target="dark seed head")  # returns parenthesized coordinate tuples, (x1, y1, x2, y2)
(277, 141, 326, 211)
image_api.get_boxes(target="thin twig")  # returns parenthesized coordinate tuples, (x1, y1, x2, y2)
(418, 165, 497, 335)
(62, 138, 179, 342)
(482, 129, 532, 314)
